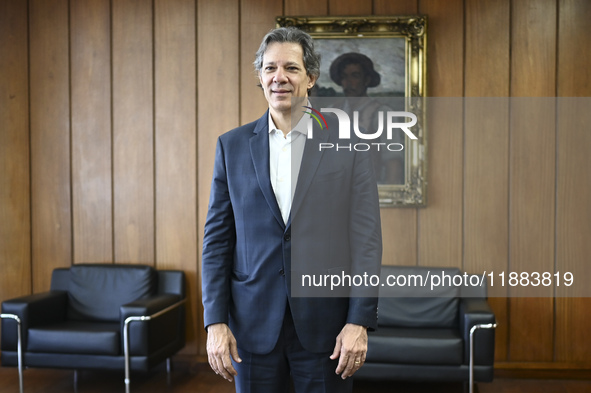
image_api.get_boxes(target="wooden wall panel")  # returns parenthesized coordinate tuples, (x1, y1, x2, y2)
(29, 0, 71, 291)
(373, 1, 418, 268)
(239, 0, 282, 125)
(557, 0, 591, 96)
(112, 0, 155, 264)
(464, 0, 510, 361)
(555, 0, 591, 363)
(508, 0, 556, 362)
(511, 0, 557, 96)
(71, 0, 113, 264)
(197, 0, 241, 356)
(329, 0, 371, 15)
(374, 0, 417, 15)
(285, 0, 327, 15)
(155, 0, 198, 354)
(554, 99, 591, 363)
(417, 0, 463, 268)
(0, 0, 31, 302)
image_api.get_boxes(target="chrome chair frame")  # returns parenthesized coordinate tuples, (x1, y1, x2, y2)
(469, 322, 497, 393)
(0, 313, 23, 393)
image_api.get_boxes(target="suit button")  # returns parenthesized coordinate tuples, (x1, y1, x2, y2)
(279, 269, 285, 276)
(284, 234, 291, 241)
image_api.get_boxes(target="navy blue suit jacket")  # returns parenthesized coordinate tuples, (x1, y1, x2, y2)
(202, 110, 382, 355)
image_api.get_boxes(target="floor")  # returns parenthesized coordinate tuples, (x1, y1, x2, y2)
(1, 361, 591, 393)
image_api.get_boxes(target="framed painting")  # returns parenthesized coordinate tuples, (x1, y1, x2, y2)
(276, 16, 427, 207)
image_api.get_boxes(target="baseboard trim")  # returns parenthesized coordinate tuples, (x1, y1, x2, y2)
(494, 363, 591, 379)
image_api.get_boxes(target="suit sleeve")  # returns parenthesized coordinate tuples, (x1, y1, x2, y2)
(346, 144, 382, 330)
(201, 137, 236, 329)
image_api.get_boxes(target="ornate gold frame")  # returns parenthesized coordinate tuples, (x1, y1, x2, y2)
(277, 15, 427, 207)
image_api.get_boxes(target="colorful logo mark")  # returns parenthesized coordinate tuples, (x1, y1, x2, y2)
(302, 106, 328, 130)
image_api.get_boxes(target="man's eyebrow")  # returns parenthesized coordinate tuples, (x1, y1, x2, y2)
(263, 61, 302, 67)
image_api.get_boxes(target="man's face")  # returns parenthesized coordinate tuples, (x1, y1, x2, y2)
(259, 42, 316, 116)
(340, 63, 370, 97)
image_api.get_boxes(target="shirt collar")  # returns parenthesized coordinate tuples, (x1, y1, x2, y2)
(268, 103, 311, 138)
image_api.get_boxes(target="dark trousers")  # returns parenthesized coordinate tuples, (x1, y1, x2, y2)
(232, 306, 353, 393)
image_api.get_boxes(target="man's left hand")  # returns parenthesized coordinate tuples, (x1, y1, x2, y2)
(330, 323, 368, 379)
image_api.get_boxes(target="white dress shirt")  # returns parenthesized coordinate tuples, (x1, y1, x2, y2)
(268, 112, 309, 224)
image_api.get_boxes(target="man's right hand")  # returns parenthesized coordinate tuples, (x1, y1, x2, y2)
(206, 323, 242, 382)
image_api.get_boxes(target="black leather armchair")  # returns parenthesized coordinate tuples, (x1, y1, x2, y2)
(354, 265, 497, 393)
(1, 264, 186, 393)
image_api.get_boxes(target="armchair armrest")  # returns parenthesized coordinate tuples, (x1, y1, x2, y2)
(120, 294, 185, 356)
(1, 291, 68, 351)
(459, 298, 496, 365)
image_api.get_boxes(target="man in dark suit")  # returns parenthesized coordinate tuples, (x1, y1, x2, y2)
(202, 26, 382, 393)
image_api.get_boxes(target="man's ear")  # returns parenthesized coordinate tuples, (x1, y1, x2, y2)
(308, 74, 318, 89)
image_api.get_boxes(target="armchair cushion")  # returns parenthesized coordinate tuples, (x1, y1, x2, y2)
(67, 264, 156, 322)
(376, 266, 462, 328)
(378, 297, 459, 329)
(28, 321, 120, 355)
(367, 327, 463, 365)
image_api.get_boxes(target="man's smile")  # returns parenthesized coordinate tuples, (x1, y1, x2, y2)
(272, 88, 291, 95)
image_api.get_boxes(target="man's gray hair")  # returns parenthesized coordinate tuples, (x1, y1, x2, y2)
(253, 27, 321, 79)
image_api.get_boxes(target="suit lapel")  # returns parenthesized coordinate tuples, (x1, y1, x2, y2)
(249, 112, 285, 229)
(289, 120, 330, 225)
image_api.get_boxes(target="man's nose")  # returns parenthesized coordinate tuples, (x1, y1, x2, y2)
(273, 69, 287, 83)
